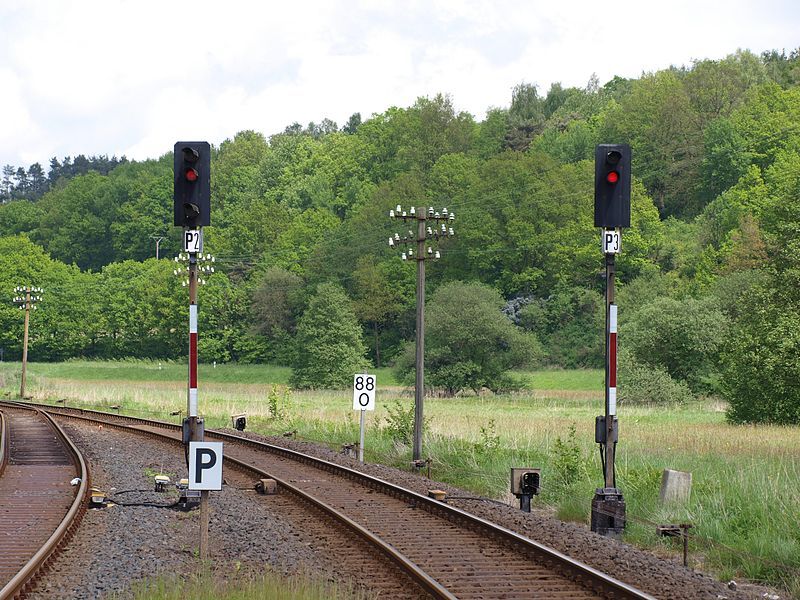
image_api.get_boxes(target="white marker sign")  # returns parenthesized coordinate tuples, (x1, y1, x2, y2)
(189, 441, 223, 490)
(353, 374, 376, 411)
(602, 229, 621, 254)
(184, 229, 203, 254)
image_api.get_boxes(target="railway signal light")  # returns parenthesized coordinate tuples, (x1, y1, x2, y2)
(174, 141, 211, 228)
(594, 144, 631, 228)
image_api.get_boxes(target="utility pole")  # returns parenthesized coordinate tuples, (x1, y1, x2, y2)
(150, 234, 165, 259)
(12, 286, 43, 398)
(389, 204, 454, 463)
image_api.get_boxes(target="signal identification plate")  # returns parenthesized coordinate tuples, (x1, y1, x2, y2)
(184, 229, 202, 254)
(601, 229, 621, 254)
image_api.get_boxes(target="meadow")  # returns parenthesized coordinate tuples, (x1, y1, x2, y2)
(1, 360, 798, 596)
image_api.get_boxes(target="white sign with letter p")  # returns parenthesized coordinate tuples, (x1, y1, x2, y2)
(189, 441, 223, 490)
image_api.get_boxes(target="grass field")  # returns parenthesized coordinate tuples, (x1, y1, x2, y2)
(1, 360, 798, 597)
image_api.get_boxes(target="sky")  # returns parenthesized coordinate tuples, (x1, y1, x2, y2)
(1, 0, 799, 170)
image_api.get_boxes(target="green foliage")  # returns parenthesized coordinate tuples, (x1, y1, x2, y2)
(622, 296, 729, 393)
(290, 282, 368, 389)
(395, 281, 541, 395)
(550, 424, 583, 489)
(382, 400, 416, 445)
(723, 281, 800, 424)
(267, 384, 289, 421)
(476, 419, 500, 454)
(519, 285, 604, 368)
(617, 348, 694, 405)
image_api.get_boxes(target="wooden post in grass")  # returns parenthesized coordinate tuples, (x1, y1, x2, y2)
(12, 286, 43, 399)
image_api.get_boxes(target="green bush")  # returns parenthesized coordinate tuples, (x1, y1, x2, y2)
(722, 284, 800, 424)
(394, 281, 541, 395)
(290, 282, 369, 389)
(618, 348, 694, 405)
(383, 400, 416, 444)
(519, 285, 604, 368)
(622, 296, 728, 393)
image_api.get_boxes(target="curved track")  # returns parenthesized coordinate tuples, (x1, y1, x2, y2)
(0, 403, 89, 600)
(28, 402, 654, 600)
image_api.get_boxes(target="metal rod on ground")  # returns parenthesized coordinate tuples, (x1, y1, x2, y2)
(413, 211, 426, 462)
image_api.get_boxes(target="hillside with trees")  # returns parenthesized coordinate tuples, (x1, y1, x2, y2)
(1, 48, 799, 423)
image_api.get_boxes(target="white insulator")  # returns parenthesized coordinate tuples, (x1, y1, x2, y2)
(428, 206, 434, 216)
(394, 233, 400, 241)
(434, 212, 440, 219)
(401, 252, 407, 260)
(396, 204, 402, 213)
(442, 207, 448, 216)
(427, 227, 433, 235)
(389, 237, 394, 247)
(449, 227, 454, 236)
(427, 247, 433, 255)
(435, 250, 441, 259)
(410, 206, 416, 215)
(449, 213, 455, 221)
(408, 248, 413, 256)
(402, 211, 407, 217)
(389, 209, 395, 218)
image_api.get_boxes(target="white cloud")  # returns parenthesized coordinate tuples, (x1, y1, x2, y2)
(0, 0, 798, 168)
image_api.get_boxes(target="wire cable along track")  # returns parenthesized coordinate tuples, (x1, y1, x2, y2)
(0, 403, 89, 600)
(30, 403, 654, 600)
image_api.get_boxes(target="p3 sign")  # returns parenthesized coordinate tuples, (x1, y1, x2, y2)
(189, 441, 223, 490)
(353, 374, 376, 411)
(602, 229, 621, 254)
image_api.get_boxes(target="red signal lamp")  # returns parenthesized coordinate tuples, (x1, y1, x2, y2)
(185, 168, 199, 182)
(606, 171, 619, 184)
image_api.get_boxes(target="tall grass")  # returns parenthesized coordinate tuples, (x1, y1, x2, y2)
(2, 360, 797, 595)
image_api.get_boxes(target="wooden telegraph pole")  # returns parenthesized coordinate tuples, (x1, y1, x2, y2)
(389, 205, 454, 463)
(12, 286, 43, 398)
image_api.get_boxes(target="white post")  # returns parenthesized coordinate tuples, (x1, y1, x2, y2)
(359, 409, 366, 462)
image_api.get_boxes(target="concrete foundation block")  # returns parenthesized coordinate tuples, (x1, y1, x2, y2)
(257, 478, 278, 495)
(659, 469, 692, 504)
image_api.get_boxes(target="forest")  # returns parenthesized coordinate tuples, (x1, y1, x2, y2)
(1, 48, 799, 424)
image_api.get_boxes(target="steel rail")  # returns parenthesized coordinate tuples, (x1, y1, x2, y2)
(0, 402, 90, 600)
(0, 410, 7, 478)
(30, 402, 655, 599)
(24, 405, 454, 599)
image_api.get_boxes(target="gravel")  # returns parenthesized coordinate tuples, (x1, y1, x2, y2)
(28, 421, 386, 599)
(228, 428, 784, 600)
(28, 418, 783, 600)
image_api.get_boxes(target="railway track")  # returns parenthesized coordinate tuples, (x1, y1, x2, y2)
(0, 403, 89, 600)
(18, 401, 655, 600)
